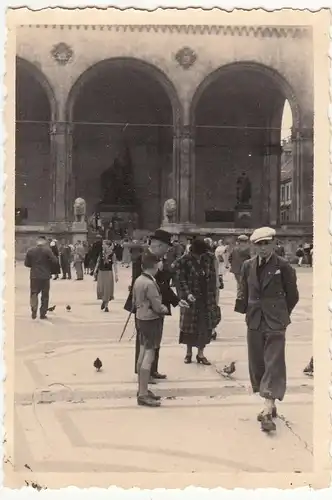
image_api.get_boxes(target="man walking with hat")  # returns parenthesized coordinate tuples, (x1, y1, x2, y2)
(124, 228, 189, 381)
(235, 226, 299, 432)
(24, 235, 60, 319)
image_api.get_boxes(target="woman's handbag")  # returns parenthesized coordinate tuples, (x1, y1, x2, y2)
(218, 274, 224, 290)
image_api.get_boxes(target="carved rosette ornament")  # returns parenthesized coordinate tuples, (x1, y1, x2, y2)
(175, 47, 197, 69)
(51, 42, 74, 65)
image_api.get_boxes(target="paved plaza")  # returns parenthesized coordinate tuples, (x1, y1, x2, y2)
(13, 262, 313, 476)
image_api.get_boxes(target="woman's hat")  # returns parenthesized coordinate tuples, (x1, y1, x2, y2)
(151, 229, 173, 246)
(191, 237, 209, 255)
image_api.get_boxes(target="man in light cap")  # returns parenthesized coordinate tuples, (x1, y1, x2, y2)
(235, 226, 299, 432)
(229, 234, 251, 294)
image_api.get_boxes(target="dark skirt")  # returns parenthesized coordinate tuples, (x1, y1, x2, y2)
(179, 308, 212, 349)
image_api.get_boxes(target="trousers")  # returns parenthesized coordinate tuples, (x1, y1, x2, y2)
(30, 278, 50, 316)
(247, 318, 286, 401)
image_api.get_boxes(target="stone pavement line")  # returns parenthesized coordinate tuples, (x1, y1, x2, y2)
(14, 395, 313, 474)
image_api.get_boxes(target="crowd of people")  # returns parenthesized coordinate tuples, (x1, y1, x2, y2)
(23, 227, 313, 433)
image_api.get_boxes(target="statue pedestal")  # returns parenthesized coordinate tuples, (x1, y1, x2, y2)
(71, 221, 88, 244)
(160, 222, 196, 235)
(234, 204, 253, 229)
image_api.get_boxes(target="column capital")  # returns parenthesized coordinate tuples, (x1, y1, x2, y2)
(174, 124, 195, 140)
(49, 122, 74, 136)
(291, 126, 314, 141)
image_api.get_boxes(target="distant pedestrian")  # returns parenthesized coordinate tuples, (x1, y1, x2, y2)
(122, 238, 131, 267)
(295, 244, 304, 266)
(83, 241, 90, 274)
(303, 243, 311, 266)
(73, 240, 85, 280)
(275, 240, 285, 258)
(215, 239, 230, 278)
(94, 239, 118, 312)
(235, 226, 299, 432)
(49, 239, 60, 280)
(309, 244, 313, 267)
(59, 240, 72, 279)
(24, 236, 59, 320)
(228, 235, 251, 295)
(90, 235, 103, 280)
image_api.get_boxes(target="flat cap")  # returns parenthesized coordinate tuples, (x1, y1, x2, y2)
(238, 234, 249, 242)
(250, 226, 276, 244)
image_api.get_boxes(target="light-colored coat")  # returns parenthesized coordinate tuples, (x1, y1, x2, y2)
(133, 273, 168, 321)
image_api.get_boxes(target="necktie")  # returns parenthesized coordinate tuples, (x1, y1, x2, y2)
(260, 257, 266, 268)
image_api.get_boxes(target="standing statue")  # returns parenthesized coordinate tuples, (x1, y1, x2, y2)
(163, 198, 177, 224)
(73, 197, 86, 222)
(236, 172, 252, 206)
(100, 144, 135, 206)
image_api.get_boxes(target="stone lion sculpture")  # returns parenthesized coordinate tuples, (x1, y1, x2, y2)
(73, 197, 86, 222)
(163, 198, 177, 224)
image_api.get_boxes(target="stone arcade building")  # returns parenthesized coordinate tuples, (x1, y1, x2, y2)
(15, 24, 313, 255)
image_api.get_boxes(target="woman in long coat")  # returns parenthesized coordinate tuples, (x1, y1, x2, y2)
(94, 240, 118, 312)
(174, 237, 220, 365)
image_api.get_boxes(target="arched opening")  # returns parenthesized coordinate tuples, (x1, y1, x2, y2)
(15, 58, 55, 224)
(67, 58, 178, 231)
(280, 100, 293, 224)
(191, 62, 299, 228)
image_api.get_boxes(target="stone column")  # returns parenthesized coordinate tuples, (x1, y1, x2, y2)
(49, 121, 72, 222)
(268, 143, 282, 226)
(291, 128, 301, 222)
(172, 129, 181, 221)
(65, 123, 74, 220)
(261, 149, 271, 226)
(178, 125, 195, 223)
(291, 127, 313, 224)
(299, 128, 314, 224)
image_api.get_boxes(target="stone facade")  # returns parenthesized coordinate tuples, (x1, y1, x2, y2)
(15, 24, 314, 253)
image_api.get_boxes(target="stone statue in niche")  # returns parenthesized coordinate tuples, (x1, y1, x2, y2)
(100, 143, 135, 206)
(163, 198, 177, 224)
(73, 197, 86, 222)
(236, 172, 252, 206)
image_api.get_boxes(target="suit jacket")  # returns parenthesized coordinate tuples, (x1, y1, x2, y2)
(229, 246, 251, 275)
(124, 249, 179, 314)
(25, 245, 59, 279)
(235, 253, 299, 331)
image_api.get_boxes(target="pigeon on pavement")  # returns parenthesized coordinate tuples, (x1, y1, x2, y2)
(93, 358, 102, 371)
(223, 361, 236, 376)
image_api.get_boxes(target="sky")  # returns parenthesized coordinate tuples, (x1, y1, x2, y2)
(281, 100, 292, 141)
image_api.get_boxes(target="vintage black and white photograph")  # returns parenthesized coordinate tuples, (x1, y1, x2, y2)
(6, 7, 330, 488)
